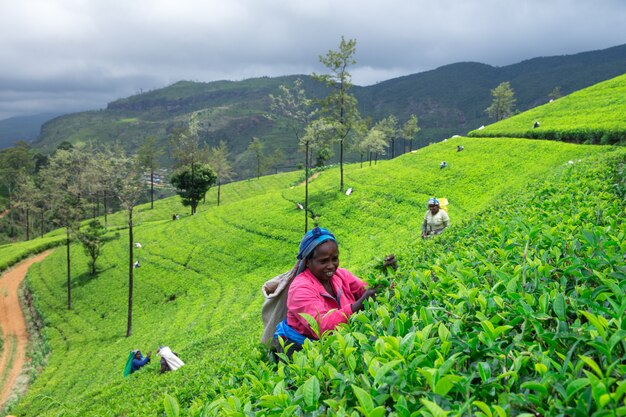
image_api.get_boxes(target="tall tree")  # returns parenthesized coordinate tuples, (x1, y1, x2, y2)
(170, 114, 209, 211)
(208, 141, 234, 206)
(170, 164, 216, 215)
(270, 78, 318, 230)
(137, 136, 163, 209)
(313, 36, 360, 191)
(247, 137, 265, 179)
(376, 116, 398, 159)
(548, 86, 563, 101)
(77, 219, 107, 276)
(299, 119, 335, 231)
(41, 147, 88, 310)
(361, 125, 389, 166)
(13, 173, 39, 240)
(0, 142, 35, 236)
(486, 81, 516, 121)
(109, 150, 145, 337)
(400, 115, 420, 152)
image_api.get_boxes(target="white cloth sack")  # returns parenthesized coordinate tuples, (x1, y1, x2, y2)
(157, 346, 184, 371)
(260, 262, 299, 344)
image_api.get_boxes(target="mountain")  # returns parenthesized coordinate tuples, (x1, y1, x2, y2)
(0, 112, 62, 149)
(30, 43, 626, 178)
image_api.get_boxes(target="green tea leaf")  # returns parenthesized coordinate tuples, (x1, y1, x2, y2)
(420, 398, 449, 417)
(302, 376, 320, 408)
(472, 401, 492, 417)
(553, 293, 566, 321)
(352, 385, 374, 414)
(163, 394, 180, 417)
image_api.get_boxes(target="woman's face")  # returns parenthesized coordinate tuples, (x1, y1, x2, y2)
(429, 204, 439, 215)
(307, 240, 339, 284)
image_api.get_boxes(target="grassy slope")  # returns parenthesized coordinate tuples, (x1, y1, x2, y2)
(468, 73, 626, 144)
(5, 137, 619, 416)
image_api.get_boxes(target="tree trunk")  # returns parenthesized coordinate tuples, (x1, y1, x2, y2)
(304, 141, 309, 233)
(150, 168, 154, 209)
(103, 190, 108, 226)
(360, 153, 363, 168)
(391, 139, 395, 159)
(66, 227, 72, 310)
(339, 139, 344, 191)
(40, 209, 44, 239)
(410, 139, 413, 152)
(217, 179, 221, 207)
(369, 152, 372, 167)
(25, 208, 30, 240)
(126, 209, 133, 337)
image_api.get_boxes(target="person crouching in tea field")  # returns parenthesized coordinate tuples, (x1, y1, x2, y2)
(273, 227, 379, 358)
(123, 349, 151, 376)
(421, 197, 450, 238)
(157, 346, 184, 373)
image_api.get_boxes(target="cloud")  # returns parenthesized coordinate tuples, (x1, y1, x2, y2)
(0, 0, 625, 119)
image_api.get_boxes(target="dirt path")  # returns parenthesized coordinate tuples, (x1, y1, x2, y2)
(0, 250, 52, 411)
(297, 172, 321, 187)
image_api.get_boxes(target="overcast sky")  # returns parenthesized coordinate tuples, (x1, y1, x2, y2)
(0, 0, 625, 120)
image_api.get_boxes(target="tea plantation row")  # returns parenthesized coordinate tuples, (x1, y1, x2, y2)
(194, 147, 626, 416)
(2, 138, 622, 416)
(468, 73, 626, 145)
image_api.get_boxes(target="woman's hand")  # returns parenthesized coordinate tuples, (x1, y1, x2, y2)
(351, 286, 380, 313)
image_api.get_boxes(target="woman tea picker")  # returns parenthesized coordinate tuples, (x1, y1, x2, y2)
(421, 197, 450, 238)
(273, 227, 379, 357)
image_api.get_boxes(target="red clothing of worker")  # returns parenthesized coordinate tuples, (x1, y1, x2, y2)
(286, 267, 367, 339)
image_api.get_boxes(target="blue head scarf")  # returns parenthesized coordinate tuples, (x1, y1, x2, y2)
(296, 227, 336, 274)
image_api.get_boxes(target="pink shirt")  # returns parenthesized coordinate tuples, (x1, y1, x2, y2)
(287, 268, 367, 339)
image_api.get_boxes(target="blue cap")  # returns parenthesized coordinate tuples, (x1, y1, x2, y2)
(427, 198, 439, 206)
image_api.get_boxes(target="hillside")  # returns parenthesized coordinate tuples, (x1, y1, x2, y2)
(2, 136, 624, 416)
(29, 43, 626, 178)
(468, 72, 626, 144)
(0, 112, 62, 149)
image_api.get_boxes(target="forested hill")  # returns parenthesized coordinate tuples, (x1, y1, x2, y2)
(0, 112, 62, 148)
(31, 43, 626, 177)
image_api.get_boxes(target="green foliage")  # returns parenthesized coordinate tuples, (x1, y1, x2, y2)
(485, 81, 516, 121)
(170, 164, 217, 214)
(77, 220, 107, 275)
(2, 137, 624, 417)
(470, 73, 626, 144)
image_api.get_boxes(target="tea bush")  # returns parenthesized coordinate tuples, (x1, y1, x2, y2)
(468, 73, 626, 144)
(197, 148, 626, 416)
(3, 138, 623, 416)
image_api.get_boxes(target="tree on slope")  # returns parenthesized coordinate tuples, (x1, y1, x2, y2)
(41, 147, 88, 310)
(208, 141, 234, 207)
(109, 150, 145, 337)
(486, 81, 516, 121)
(270, 78, 318, 231)
(247, 137, 265, 180)
(300, 118, 336, 231)
(77, 219, 107, 276)
(313, 36, 360, 191)
(170, 114, 209, 213)
(137, 136, 163, 209)
(400, 115, 420, 152)
(170, 164, 217, 215)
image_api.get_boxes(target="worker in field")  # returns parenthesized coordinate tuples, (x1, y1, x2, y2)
(157, 346, 184, 373)
(272, 227, 380, 358)
(123, 349, 151, 377)
(421, 197, 450, 238)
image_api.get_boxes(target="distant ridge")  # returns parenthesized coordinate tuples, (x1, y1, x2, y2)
(25, 43, 626, 178)
(0, 112, 63, 149)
